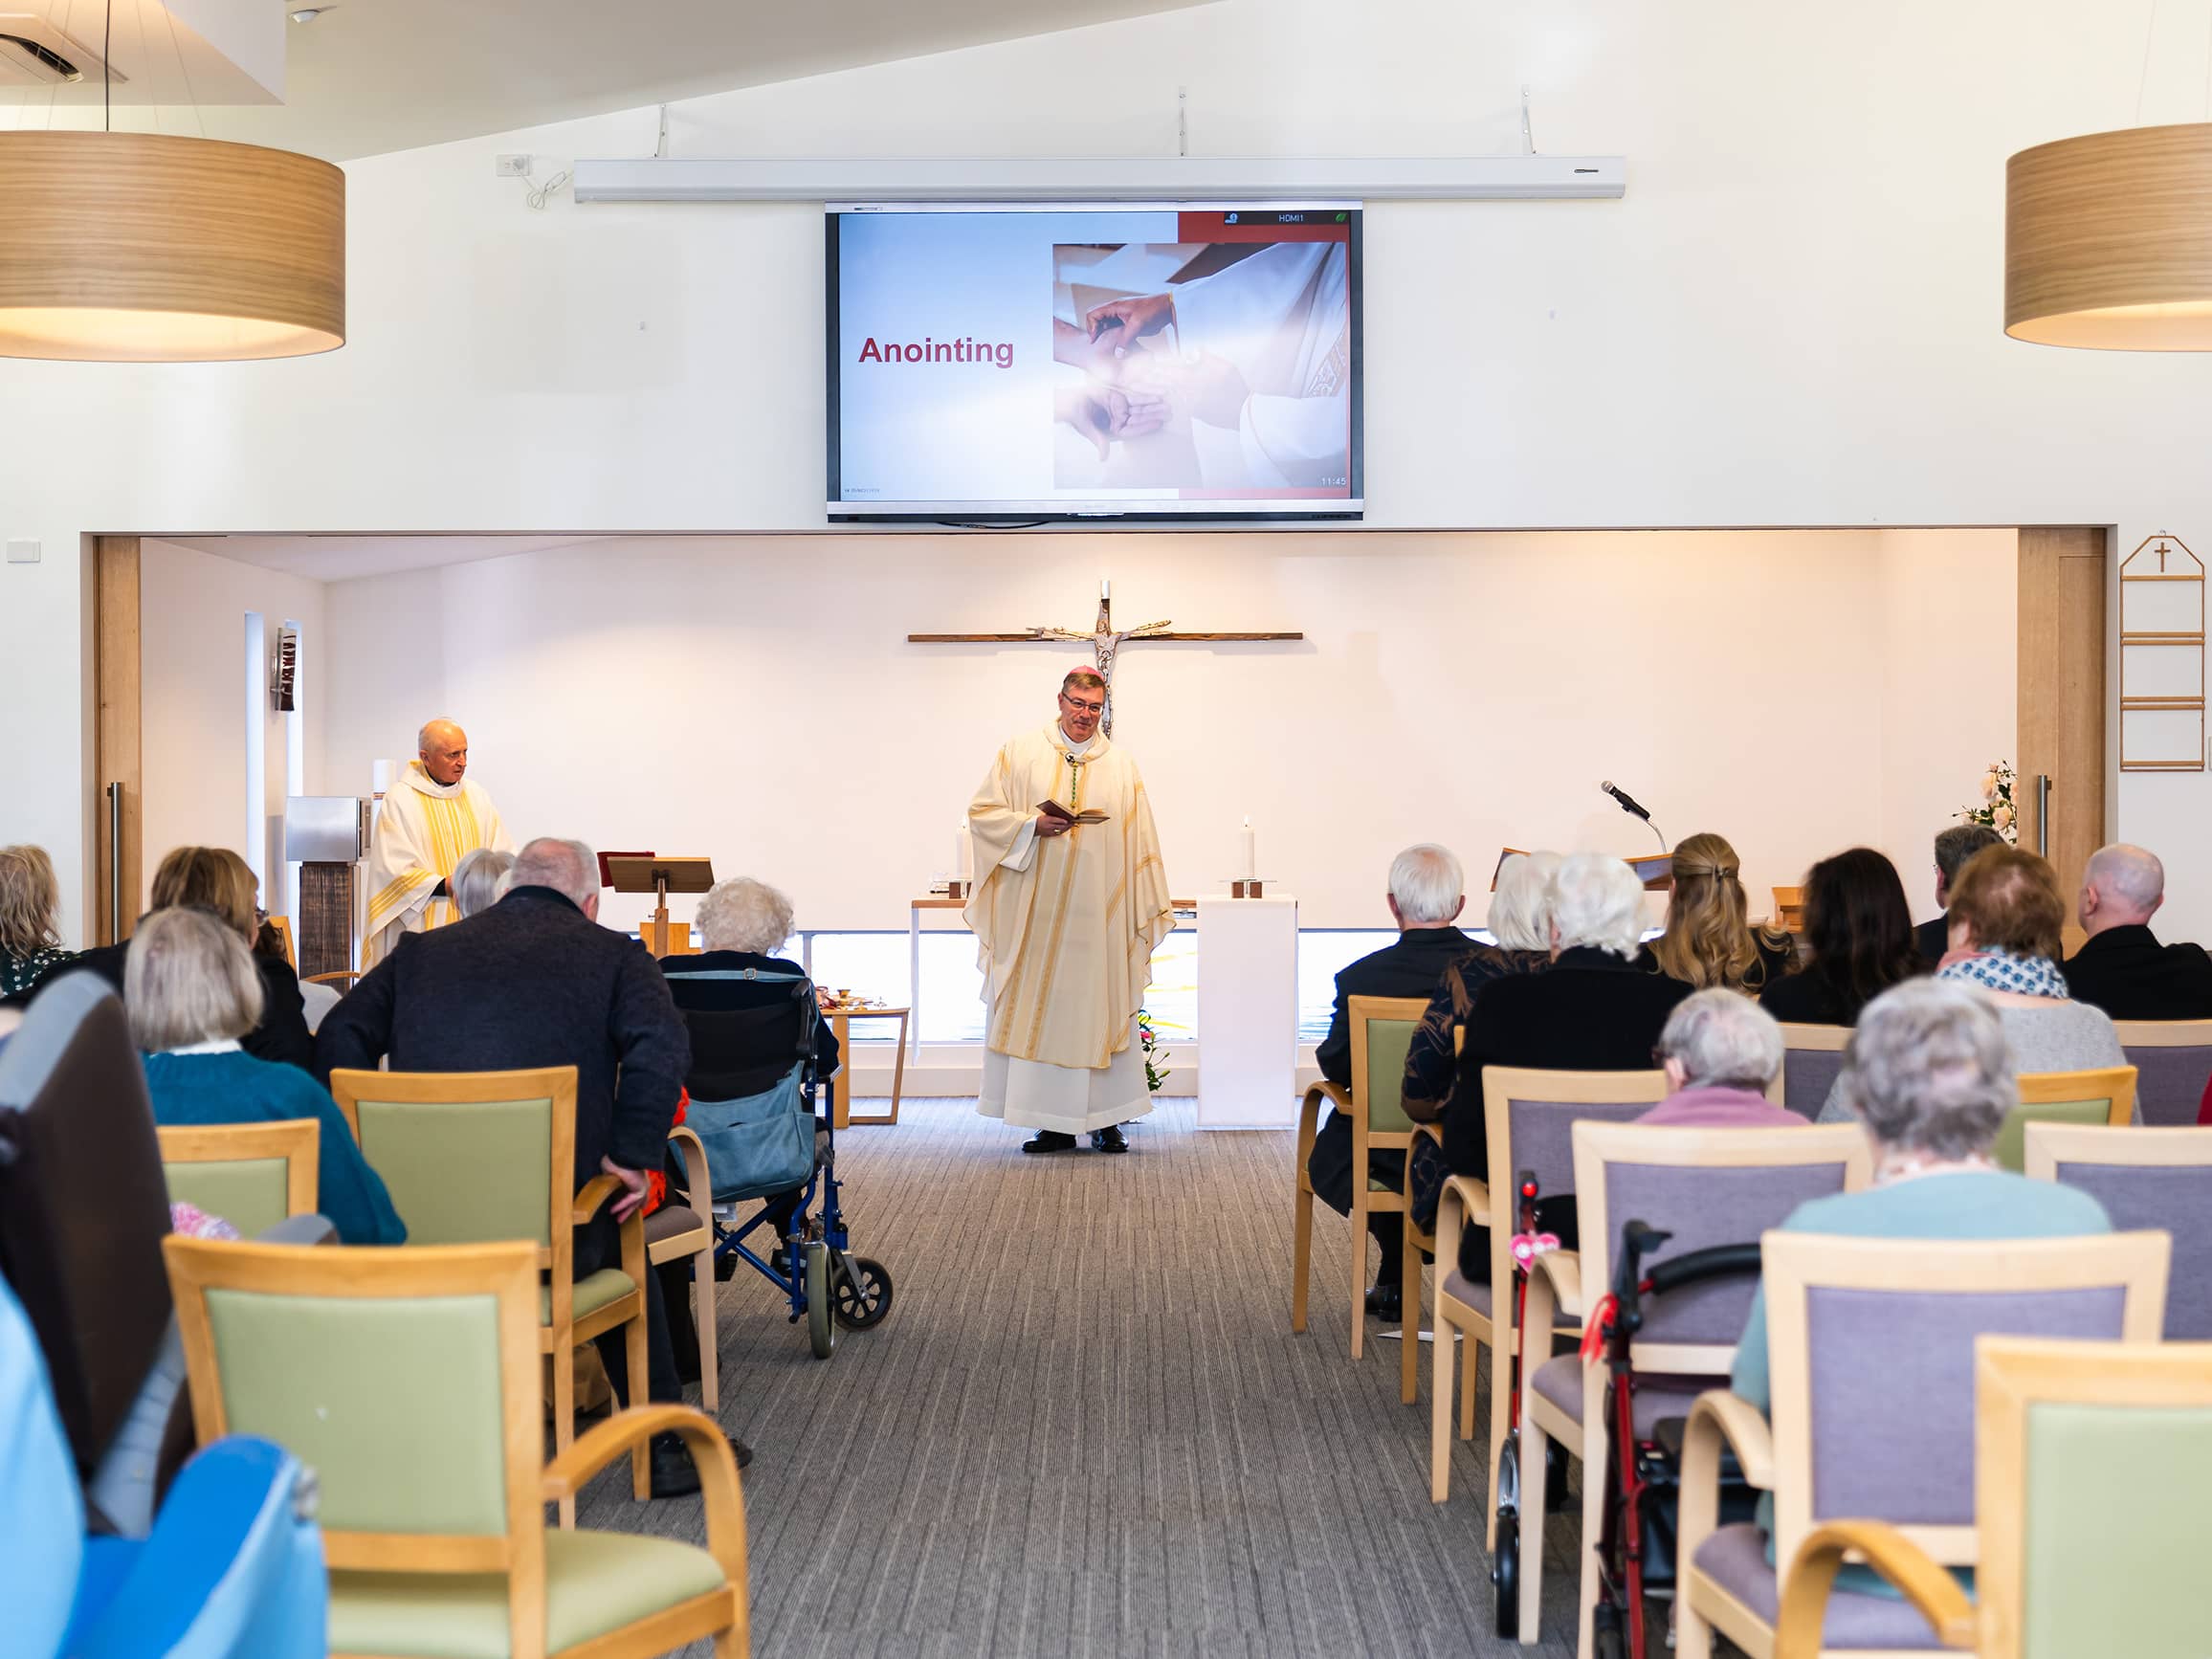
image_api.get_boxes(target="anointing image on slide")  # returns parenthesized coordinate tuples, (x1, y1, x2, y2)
(1051, 238, 1353, 496)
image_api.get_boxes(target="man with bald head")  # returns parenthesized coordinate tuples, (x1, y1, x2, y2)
(360, 718, 512, 968)
(2064, 843, 2212, 1018)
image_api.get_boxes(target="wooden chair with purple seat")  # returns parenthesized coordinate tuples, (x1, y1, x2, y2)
(1773, 1337, 2212, 1659)
(1674, 1231, 2169, 1659)
(327, 1064, 650, 1527)
(1514, 1121, 1871, 1654)
(2108, 1019, 2212, 1125)
(1427, 1065, 1671, 1532)
(2024, 1121, 2212, 1339)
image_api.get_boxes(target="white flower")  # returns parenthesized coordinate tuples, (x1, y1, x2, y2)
(1980, 771, 1999, 800)
(1993, 802, 2014, 829)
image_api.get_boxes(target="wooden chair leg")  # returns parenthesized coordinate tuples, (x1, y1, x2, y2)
(1519, 1415, 1551, 1644)
(1576, 1410, 1605, 1659)
(1460, 1326, 1479, 1440)
(1430, 1307, 1453, 1502)
(1291, 1178, 1314, 1334)
(694, 1247, 719, 1414)
(1349, 1195, 1367, 1360)
(1399, 1213, 1419, 1405)
(627, 1309, 651, 1500)
(1485, 1306, 1514, 1549)
(552, 1337, 576, 1529)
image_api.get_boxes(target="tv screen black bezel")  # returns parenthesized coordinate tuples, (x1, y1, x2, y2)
(824, 201, 1364, 524)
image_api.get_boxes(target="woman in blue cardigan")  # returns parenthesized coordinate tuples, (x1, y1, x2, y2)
(128, 907, 405, 1246)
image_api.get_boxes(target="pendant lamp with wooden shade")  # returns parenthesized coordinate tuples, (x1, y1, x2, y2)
(2006, 122, 2212, 349)
(0, 128, 344, 362)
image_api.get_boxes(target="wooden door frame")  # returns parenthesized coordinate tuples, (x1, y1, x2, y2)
(2018, 525, 2111, 954)
(93, 535, 142, 946)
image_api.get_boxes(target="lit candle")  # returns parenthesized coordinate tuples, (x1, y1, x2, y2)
(956, 822, 973, 883)
(1241, 816, 1256, 879)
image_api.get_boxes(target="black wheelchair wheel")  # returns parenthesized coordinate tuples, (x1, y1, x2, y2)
(804, 1241, 835, 1360)
(1593, 1619, 1626, 1659)
(1492, 1519, 1519, 1639)
(831, 1254, 896, 1331)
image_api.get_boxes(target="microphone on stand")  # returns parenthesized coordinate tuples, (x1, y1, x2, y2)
(1601, 780, 1669, 852)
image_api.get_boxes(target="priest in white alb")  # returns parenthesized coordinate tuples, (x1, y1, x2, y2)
(361, 719, 514, 968)
(965, 669, 1175, 1153)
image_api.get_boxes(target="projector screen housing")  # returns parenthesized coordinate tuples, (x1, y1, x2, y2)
(826, 201, 1363, 523)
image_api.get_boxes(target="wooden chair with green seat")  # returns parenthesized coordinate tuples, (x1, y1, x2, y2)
(1994, 1065, 2136, 1170)
(163, 1234, 749, 1659)
(157, 1117, 319, 1236)
(1292, 993, 1428, 1392)
(648, 1123, 719, 1413)
(1773, 1336, 2212, 1659)
(327, 1065, 650, 1526)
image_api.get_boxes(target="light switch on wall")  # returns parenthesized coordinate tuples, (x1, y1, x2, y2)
(5, 540, 39, 564)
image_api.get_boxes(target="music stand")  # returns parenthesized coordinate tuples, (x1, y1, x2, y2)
(606, 854, 716, 956)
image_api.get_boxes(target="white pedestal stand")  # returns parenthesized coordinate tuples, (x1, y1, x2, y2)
(1195, 893, 1299, 1128)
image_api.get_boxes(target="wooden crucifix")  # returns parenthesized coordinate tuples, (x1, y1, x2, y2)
(909, 580, 1302, 734)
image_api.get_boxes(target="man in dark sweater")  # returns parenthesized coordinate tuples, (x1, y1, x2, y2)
(1915, 824, 2004, 967)
(2065, 843, 2212, 1018)
(1308, 845, 1473, 1319)
(317, 836, 738, 1491)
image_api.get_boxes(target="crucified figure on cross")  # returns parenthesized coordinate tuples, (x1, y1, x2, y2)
(908, 580, 1302, 735)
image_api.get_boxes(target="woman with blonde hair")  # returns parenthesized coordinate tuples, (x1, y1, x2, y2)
(1651, 830, 1794, 992)
(0, 846, 72, 997)
(3, 844, 315, 1071)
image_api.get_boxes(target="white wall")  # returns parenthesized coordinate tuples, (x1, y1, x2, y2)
(318, 527, 2014, 933)
(2, 0, 2205, 940)
(138, 539, 328, 913)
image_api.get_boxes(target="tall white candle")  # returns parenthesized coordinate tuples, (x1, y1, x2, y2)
(956, 822, 973, 883)
(1241, 816, 1256, 879)
(370, 758, 395, 797)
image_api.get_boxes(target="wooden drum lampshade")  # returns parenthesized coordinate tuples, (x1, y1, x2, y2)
(2007, 122, 2212, 349)
(0, 131, 344, 363)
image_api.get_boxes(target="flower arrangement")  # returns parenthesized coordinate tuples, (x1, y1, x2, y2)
(1957, 760, 2019, 846)
(1138, 1007, 1171, 1093)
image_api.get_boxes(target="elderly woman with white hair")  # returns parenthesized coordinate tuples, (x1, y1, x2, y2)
(1635, 989, 1804, 1127)
(450, 846, 516, 919)
(1730, 978, 2112, 1410)
(1407, 852, 1693, 1277)
(1401, 850, 1561, 1120)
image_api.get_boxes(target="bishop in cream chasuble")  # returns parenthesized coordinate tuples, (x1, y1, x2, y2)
(361, 720, 512, 969)
(964, 674, 1174, 1138)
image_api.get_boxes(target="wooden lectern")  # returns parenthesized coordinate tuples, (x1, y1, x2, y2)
(1492, 847, 1674, 891)
(605, 853, 715, 956)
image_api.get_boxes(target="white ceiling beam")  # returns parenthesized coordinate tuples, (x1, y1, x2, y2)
(571, 154, 1626, 204)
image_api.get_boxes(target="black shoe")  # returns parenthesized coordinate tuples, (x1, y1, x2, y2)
(1363, 1282, 1403, 1321)
(1091, 1125, 1129, 1154)
(648, 1428, 752, 1497)
(1022, 1131, 1079, 1154)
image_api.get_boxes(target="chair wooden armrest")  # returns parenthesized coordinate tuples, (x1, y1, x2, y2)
(667, 1124, 712, 1209)
(542, 1405, 748, 1582)
(1678, 1387, 1775, 1599)
(571, 1173, 623, 1224)
(1411, 1121, 1442, 1148)
(1440, 1173, 1492, 1229)
(1776, 1522, 1977, 1659)
(1530, 1250, 1583, 1321)
(1296, 1081, 1344, 1183)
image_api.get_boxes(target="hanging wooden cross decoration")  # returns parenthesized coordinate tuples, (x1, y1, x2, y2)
(909, 580, 1302, 735)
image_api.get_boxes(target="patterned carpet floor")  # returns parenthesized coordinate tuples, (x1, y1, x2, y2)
(574, 1098, 1618, 1657)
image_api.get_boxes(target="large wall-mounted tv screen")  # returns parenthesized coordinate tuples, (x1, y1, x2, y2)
(827, 202, 1362, 521)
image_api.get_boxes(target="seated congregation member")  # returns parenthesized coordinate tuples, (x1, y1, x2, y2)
(660, 876, 839, 1250)
(315, 835, 741, 1487)
(449, 845, 517, 919)
(1932, 844, 2125, 1076)
(8, 846, 314, 1073)
(0, 845, 73, 997)
(1400, 850, 1559, 1117)
(1637, 989, 1803, 1127)
(129, 907, 404, 1246)
(2063, 843, 2212, 1019)
(1915, 823, 2002, 967)
(1308, 844, 1474, 1317)
(1650, 831, 1794, 992)
(1733, 979, 2110, 1416)
(1411, 852, 1693, 1276)
(1758, 847, 1923, 1026)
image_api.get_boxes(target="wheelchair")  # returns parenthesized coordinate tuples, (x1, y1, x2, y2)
(664, 962, 895, 1360)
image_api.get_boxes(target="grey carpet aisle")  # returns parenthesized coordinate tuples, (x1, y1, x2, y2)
(573, 1098, 1613, 1657)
